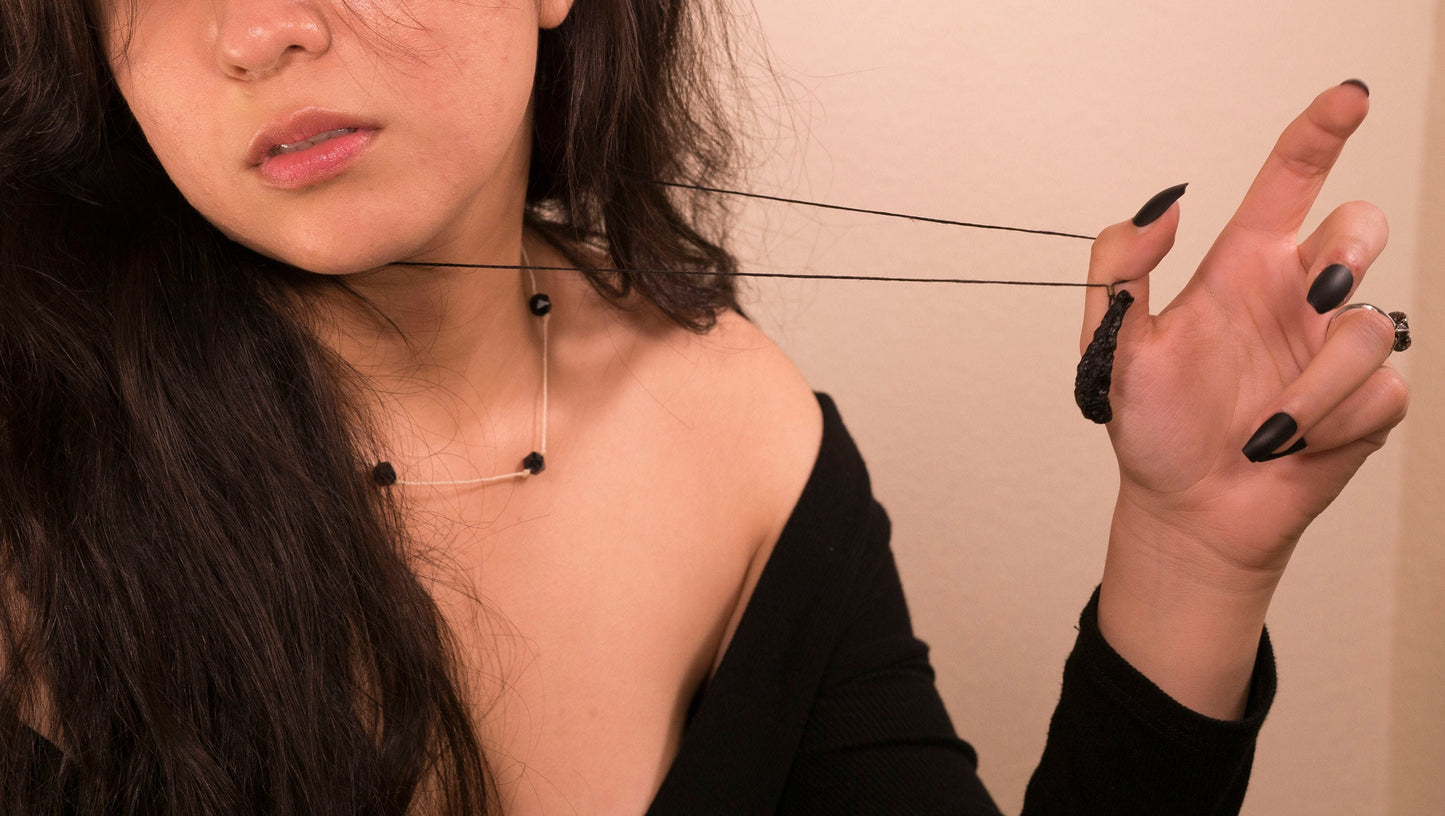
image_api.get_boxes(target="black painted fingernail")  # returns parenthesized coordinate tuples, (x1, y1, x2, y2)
(1340, 78, 1370, 97)
(1243, 412, 1299, 463)
(1132, 183, 1189, 227)
(1253, 437, 1308, 462)
(1307, 263, 1354, 313)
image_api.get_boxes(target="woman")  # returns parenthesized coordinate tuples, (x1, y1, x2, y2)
(0, 0, 1408, 813)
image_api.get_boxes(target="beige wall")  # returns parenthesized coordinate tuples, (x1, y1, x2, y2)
(737, 2, 1440, 813)
(1392, 1, 1445, 812)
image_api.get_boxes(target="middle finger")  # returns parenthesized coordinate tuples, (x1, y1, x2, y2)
(1295, 200, 1390, 316)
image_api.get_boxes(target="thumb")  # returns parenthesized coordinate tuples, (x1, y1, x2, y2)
(1079, 183, 1184, 354)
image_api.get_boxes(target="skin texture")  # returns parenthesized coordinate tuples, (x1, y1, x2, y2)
(99, 0, 1405, 803)
(99, 2, 826, 813)
(103, 0, 568, 275)
(1085, 83, 1408, 718)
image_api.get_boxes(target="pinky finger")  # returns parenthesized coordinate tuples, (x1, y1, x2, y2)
(1241, 305, 1404, 462)
(1295, 364, 1409, 454)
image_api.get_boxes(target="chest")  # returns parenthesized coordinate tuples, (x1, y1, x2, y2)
(418, 459, 767, 816)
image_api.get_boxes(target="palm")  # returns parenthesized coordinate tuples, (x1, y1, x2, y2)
(1087, 84, 1405, 572)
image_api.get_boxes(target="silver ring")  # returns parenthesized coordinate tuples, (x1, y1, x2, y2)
(1329, 303, 1412, 353)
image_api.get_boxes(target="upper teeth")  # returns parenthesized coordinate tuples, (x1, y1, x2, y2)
(271, 128, 356, 156)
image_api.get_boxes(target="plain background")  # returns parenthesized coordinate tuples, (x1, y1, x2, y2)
(729, 1, 1444, 813)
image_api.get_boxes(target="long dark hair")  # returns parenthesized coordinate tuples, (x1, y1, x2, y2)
(0, 0, 745, 812)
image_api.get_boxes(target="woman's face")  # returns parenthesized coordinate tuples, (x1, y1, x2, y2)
(101, 0, 572, 274)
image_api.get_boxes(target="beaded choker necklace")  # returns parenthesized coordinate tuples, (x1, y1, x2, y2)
(371, 248, 551, 487)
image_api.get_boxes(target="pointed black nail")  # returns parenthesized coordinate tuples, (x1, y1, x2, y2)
(1307, 263, 1354, 314)
(1340, 78, 1370, 97)
(1243, 412, 1299, 463)
(1132, 183, 1189, 227)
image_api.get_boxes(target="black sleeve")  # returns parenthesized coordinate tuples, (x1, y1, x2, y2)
(778, 505, 1276, 815)
(1023, 588, 1276, 815)
(775, 502, 1002, 814)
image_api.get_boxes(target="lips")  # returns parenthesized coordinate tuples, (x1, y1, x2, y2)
(271, 127, 358, 156)
(247, 108, 379, 189)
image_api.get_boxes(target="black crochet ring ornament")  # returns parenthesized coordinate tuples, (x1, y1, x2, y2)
(1389, 311, 1411, 352)
(1074, 289, 1134, 424)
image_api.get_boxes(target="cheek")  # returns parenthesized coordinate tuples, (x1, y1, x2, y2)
(119, 92, 258, 256)
(122, 76, 232, 215)
(110, 26, 229, 205)
(386, 25, 536, 173)
(103, 2, 544, 272)
(444, 27, 535, 133)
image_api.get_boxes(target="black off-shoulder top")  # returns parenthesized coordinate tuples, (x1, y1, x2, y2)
(17, 394, 1275, 815)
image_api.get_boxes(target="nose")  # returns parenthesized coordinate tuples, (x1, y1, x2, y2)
(214, 0, 332, 80)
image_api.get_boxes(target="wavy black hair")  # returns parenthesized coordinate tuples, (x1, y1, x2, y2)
(0, 0, 746, 812)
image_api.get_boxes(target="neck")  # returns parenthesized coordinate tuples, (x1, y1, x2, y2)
(304, 231, 550, 478)
(326, 242, 532, 370)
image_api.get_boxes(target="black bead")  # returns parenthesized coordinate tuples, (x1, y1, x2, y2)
(372, 461, 398, 486)
(522, 452, 546, 475)
(529, 293, 552, 316)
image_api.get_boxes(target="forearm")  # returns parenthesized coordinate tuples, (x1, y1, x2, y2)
(1098, 491, 1287, 720)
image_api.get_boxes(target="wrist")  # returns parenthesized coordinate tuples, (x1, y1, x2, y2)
(1110, 484, 1295, 595)
(1099, 493, 1285, 719)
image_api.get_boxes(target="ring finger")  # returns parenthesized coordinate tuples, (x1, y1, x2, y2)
(1241, 304, 1401, 461)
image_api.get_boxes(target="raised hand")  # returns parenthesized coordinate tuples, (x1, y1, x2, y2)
(1081, 83, 1409, 719)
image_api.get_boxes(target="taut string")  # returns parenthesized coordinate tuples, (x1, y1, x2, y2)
(397, 179, 1109, 289)
(629, 176, 1098, 242)
(389, 181, 1127, 424)
(391, 260, 1110, 291)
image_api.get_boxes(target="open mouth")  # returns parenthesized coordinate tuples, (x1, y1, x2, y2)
(269, 128, 360, 157)
(248, 109, 379, 188)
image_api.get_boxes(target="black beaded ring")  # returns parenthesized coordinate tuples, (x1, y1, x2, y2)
(1329, 303, 1411, 353)
(1389, 311, 1411, 352)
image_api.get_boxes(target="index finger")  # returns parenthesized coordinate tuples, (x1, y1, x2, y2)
(1228, 82, 1370, 238)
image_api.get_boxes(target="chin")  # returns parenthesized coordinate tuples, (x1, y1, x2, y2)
(279, 249, 411, 278)
(219, 222, 424, 277)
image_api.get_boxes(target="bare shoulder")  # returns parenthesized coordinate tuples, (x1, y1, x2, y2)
(552, 268, 820, 474)
(550, 272, 823, 544)
(676, 309, 823, 666)
(635, 306, 824, 539)
(692, 307, 824, 502)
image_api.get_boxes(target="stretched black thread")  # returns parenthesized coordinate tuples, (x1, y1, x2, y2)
(392, 260, 1107, 289)
(1075, 289, 1134, 423)
(628, 177, 1097, 241)
(395, 181, 1128, 422)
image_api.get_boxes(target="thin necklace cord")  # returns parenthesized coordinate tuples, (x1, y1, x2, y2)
(372, 247, 551, 488)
